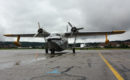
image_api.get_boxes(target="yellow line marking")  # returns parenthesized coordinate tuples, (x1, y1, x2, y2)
(99, 53, 124, 80)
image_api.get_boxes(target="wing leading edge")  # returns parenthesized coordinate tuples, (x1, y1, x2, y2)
(64, 30, 125, 37)
(4, 30, 125, 37)
(4, 34, 49, 37)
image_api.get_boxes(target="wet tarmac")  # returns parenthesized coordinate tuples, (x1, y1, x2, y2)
(0, 49, 130, 80)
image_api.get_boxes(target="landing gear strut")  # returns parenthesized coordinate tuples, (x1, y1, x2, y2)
(45, 48, 48, 54)
(51, 49, 55, 54)
(73, 48, 75, 53)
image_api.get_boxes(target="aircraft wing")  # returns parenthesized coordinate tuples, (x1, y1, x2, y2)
(4, 33, 49, 37)
(64, 30, 125, 37)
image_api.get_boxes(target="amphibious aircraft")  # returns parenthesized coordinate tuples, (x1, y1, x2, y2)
(4, 22, 125, 54)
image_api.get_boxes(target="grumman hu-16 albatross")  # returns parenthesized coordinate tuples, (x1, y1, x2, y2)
(4, 22, 125, 54)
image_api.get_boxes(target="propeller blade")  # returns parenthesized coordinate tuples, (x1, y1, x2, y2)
(68, 22, 73, 28)
(77, 27, 84, 30)
(38, 22, 41, 29)
(34, 33, 39, 37)
(66, 25, 68, 32)
(70, 32, 73, 37)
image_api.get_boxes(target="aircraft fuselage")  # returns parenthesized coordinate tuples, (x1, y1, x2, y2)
(46, 33, 68, 51)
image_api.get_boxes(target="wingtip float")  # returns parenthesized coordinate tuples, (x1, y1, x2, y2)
(4, 34, 13, 37)
(112, 30, 126, 33)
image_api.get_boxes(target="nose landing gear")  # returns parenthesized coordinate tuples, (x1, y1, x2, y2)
(45, 48, 48, 54)
(72, 48, 75, 54)
(45, 48, 55, 54)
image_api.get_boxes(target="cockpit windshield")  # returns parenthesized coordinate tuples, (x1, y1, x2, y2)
(47, 33, 62, 41)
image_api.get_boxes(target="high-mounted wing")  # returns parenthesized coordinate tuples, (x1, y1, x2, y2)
(64, 30, 125, 37)
(4, 33, 49, 37)
(65, 30, 125, 44)
(4, 33, 49, 46)
(4, 22, 50, 37)
(4, 22, 50, 46)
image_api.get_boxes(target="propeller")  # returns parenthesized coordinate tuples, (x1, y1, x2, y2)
(68, 22, 84, 53)
(34, 22, 43, 37)
(68, 22, 84, 34)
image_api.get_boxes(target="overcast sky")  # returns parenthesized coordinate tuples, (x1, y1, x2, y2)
(0, 0, 130, 43)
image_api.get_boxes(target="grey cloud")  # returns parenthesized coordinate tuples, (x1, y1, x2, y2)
(0, 0, 130, 42)
(0, 26, 5, 41)
(48, 0, 130, 33)
(0, 0, 62, 33)
(79, 0, 130, 31)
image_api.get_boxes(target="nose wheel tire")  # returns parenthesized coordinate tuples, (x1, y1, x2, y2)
(73, 48, 75, 53)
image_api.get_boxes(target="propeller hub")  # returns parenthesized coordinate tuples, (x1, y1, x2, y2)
(38, 28, 43, 33)
(71, 27, 78, 33)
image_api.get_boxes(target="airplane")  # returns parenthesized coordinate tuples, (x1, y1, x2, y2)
(4, 22, 125, 54)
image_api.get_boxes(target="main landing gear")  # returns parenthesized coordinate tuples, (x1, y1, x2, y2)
(50, 49, 55, 54)
(45, 48, 55, 54)
(45, 48, 48, 54)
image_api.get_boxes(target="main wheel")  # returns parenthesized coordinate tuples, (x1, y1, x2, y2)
(45, 48, 48, 54)
(51, 49, 55, 54)
(73, 48, 75, 53)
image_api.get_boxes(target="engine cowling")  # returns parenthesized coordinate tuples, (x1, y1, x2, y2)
(38, 28, 43, 33)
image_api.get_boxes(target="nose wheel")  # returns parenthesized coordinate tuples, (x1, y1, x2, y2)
(45, 48, 48, 54)
(73, 48, 75, 53)
(45, 48, 55, 54)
